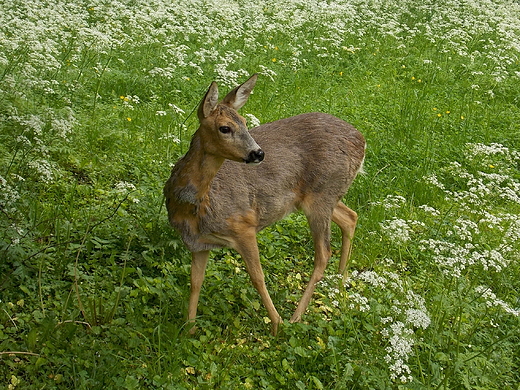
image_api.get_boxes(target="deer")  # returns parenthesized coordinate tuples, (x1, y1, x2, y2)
(164, 74, 365, 335)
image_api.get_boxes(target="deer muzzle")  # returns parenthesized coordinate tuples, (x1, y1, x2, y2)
(245, 149, 265, 164)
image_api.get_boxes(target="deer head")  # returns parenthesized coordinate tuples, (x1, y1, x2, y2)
(196, 74, 264, 164)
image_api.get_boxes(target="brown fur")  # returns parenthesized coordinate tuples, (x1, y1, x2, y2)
(164, 74, 365, 334)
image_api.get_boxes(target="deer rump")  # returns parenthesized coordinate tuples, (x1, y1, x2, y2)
(181, 112, 365, 253)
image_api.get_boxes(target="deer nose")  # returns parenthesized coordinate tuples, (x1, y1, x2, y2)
(245, 149, 264, 164)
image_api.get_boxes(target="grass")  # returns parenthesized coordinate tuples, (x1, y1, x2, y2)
(1, 0, 520, 388)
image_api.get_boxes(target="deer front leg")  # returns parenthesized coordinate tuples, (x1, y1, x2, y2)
(187, 250, 210, 334)
(235, 233, 282, 335)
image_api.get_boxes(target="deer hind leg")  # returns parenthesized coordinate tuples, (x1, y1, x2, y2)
(234, 230, 282, 335)
(290, 210, 332, 323)
(332, 201, 358, 275)
(188, 250, 210, 334)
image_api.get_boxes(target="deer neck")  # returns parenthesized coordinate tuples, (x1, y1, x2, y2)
(170, 133, 224, 210)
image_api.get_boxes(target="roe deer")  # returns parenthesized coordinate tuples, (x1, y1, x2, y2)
(164, 74, 365, 335)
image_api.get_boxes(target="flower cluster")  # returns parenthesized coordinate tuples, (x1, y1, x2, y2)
(371, 194, 407, 210)
(351, 269, 430, 383)
(380, 218, 426, 245)
(3, 0, 518, 106)
(362, 140, 518, 381)
(0, 176, 21, 215)
(475, 286, 520, 317)
(420, 143, 520, 278)
(245, 113, 261, 129)
(382, 321, 414, 382)
(322, 269, 430, 383)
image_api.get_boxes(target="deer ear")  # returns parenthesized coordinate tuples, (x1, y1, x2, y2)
(198, 81, 219, 119)
(221, 74, 258, 111)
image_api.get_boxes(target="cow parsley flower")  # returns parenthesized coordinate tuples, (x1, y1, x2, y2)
(115, 181, 137, 192)
(28, 159, 54, 183)
(475, 286, 520, 316)
(380, 218, 412, 244)
(418, 204, 440, 216)
(245, 113, 261, 128)
(372, 194, 407, 209)
(168, 104, 185, 115)
(344, 270, 431, 383)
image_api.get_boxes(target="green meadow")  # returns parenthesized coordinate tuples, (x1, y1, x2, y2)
(1, 0, 519, 388)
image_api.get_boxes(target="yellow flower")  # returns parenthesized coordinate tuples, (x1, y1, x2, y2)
(126, 117, 132, 121)
(271, 58, 276, 62)
(437, 113, 442, 117)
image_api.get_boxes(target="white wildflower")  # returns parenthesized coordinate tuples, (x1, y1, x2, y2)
(418, 204, 440, 216)
(347, 292, 370, 312)
(405, 308, 431, 329)
(258, 65, 277, 82)
(475, 286, 520, 316)
(380, 218, 412, 244)
(28, 159, 54, 183)
(16, 135, 32, 147)
(115, 181, 136, 192)
(372, 194, 407, 210)
(344, 269, 430, 383)
(452, 217, 479, 242)
(159, 133, 181, 143)
(51, 117, 75, 139)
(0, 175, 21, 213)
(245, 113, 261, 128)
(353, 270, 388, 288)
(384, 321, 414, 382)
(168, 104, 185, 115)
(466, 142, 509, 159)
(24, 115, 45, 135)
(423, 174, 445, 190)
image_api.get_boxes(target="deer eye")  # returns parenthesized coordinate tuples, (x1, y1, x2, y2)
(219, 126, 232, 134)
